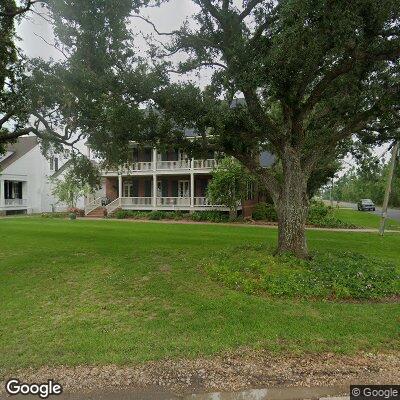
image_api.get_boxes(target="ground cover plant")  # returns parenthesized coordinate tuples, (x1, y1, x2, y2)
(0, 217, 399, 373)
(207, 246, 399, 299)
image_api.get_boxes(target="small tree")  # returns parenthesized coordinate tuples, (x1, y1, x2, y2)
(52, 169, 90, 209)
(207, 158, 254, 219)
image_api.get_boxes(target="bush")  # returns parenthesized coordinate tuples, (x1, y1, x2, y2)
(67, 207, 85, 217)
(252, 202, 278, 221)
(307, 201, 357, 228)
(308, 200, 329, 219)
(191, 211, 229, 223)
(114, 210, 128, 219)
(69, 213, 77, 220)
(148, 210, 167, 220)
(206, 247, 399, 300)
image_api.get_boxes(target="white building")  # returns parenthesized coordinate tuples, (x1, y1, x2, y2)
(0, 136, 77, 215)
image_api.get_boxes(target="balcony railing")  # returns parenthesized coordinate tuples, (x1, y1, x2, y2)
(156, 197, 191, 206)
(193, 159, 217, 169)
(194, 197, 225, 207)
(4, 199, 27, 206)
(156, 160, 191, 170)
(120, 197, 153, 206)
(103, 158, 218, 175)
(130, 162, 153, 171)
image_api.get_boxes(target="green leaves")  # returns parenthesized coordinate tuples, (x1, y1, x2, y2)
(207, 157, 254, 212)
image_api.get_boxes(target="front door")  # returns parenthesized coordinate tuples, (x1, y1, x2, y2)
(123, 182, 133, 197)
(178, 180, 190, 198)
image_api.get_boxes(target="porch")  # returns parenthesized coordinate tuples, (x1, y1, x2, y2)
(0, 177, 28, 214)
(85, 175, 232, 215)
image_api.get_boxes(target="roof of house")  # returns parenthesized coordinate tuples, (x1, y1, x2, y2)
(0, 136, 39, 170)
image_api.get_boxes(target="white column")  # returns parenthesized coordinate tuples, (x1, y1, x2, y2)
(152, 148, 157, 171)
(190, 172, 194, 208)
(118, 174, 123, 198)
(152, 174, 157, 208)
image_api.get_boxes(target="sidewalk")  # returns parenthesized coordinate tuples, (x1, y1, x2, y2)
(79, 217, 400, 234)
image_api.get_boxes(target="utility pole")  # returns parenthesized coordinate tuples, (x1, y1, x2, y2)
(379, 141, 399, 236)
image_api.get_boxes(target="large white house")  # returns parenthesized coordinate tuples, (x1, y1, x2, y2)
(0, 136, 75, 215)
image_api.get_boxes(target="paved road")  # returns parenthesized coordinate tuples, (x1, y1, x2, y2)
(331, 201, 400, 222)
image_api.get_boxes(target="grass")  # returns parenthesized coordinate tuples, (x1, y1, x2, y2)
(333, 208, 400, 230)
(0, 218, 399, 373)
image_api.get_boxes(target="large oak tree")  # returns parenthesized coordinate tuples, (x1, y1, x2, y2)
(140, 0, 400, 258)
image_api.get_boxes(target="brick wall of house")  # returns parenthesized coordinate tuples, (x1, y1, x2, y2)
(105, 177, 118, 201)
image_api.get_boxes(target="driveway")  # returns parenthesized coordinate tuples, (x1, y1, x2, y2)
(333, 201, 400, 222)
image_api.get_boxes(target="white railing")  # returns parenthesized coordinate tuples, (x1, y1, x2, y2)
(129, 162, 153, 172)
(85, 196, 106, 215)
(193, 159, 217, 169)
(106, 198, 122, 214)
(194, 197, 209, 206)
(194, 197, 225, 208)
(4, 199, 27, 206)
(157, 197, 191, 207)
(156, 160, 191, 170)
(120, 197, 152, 207)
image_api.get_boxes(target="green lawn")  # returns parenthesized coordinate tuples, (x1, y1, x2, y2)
(333, 208, 400, 230)
(0, 218, 399, 372)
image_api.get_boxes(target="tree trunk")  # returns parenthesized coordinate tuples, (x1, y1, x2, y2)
(275, 147, 310, 259)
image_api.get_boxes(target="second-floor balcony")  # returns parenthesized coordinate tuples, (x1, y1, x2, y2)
(107, 158, 218, 175)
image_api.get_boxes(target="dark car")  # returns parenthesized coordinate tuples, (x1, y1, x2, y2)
(357, 199, 376, 211)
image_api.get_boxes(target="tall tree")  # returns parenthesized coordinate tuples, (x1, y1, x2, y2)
(137, 0, 400, 258)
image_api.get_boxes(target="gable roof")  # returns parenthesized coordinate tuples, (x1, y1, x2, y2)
(0, 136, 39, 170)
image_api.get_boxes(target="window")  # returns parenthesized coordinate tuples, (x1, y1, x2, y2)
(178, 180, 190, 197)
(123, 182, 133, 197)
(50, 157, 59, 171)
(4, 181, 22, 199)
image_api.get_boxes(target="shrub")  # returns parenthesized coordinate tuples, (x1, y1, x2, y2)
(191, 211, 229, 223)
(148, 210, 167, 220)
(68, 207, 85, 217)
(308, 200, 329, 220)
(114, 210, 128, 219)
(252, 202, 278, 221)
(206, 247, 399, 300)
(307, 201, 357, 228)
(68, 213, 77, 220)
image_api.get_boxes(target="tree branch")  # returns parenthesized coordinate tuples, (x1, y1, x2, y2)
(130, 14, 179, 36)
(0, 0, 40, 17)
(239, 0, 263, 21)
